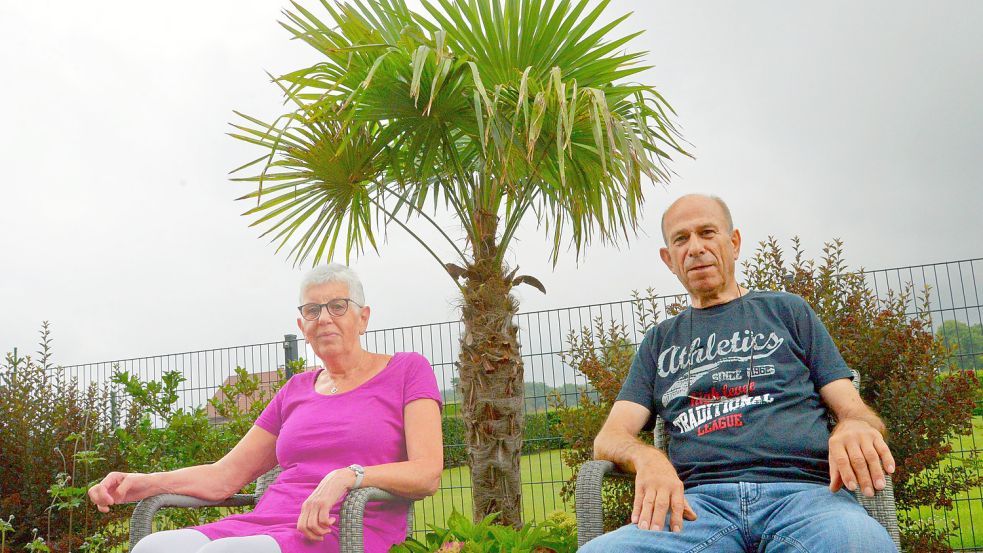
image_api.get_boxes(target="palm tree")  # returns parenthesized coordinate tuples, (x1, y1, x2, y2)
(231, 0, 687, 526)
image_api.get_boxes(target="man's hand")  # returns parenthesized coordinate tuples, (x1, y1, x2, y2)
(828, 418, 895, 497)
(296, 469, 354, 541)
(632, 449, 697, 532)
(87, 472, 156, 513)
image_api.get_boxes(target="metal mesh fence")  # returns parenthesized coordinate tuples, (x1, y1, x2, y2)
(863, 259, 983, 551)
(35, 257, 983, 547)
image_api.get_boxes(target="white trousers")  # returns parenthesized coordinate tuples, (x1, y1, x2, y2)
(132, 529, 281, 553)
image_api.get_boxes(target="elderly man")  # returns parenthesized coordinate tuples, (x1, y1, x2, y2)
(581, 195, 898, 552)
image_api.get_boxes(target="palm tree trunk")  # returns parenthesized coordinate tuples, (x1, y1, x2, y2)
(458, 209, 524, 527)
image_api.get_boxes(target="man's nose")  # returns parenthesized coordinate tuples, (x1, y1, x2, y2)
(688, 236, 706, 256)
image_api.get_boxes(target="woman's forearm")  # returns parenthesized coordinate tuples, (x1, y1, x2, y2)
(152, 463, 243, 501)
(350, 458, 443, 500)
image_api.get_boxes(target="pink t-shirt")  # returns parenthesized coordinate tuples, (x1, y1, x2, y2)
(194, 352, 441, 553)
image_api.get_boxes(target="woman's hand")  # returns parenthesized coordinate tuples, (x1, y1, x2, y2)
(87, 472, 157, 513)
(297, 468, 356, 541)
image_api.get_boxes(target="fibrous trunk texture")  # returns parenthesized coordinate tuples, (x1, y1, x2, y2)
(458, 210, 525, 527)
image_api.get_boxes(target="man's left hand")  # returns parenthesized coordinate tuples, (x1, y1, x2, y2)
(828, 418, 895, 497)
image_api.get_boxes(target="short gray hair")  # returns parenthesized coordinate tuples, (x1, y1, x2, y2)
(299, 263, 366, 305)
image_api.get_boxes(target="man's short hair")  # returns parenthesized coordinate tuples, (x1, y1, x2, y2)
(661, 194, 734, 244)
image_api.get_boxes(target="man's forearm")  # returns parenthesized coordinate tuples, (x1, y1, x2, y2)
(594, 429, 668, 473)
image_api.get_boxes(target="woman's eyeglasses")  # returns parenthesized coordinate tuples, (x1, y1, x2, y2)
(297, 298, 362, 320)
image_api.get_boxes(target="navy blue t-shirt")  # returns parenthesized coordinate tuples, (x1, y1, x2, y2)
(616, 290, 853, 487)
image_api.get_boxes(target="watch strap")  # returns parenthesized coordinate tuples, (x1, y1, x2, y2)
(348, 464, 365, 490)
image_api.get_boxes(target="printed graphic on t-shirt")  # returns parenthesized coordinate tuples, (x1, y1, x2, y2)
(659, 329, 784, 436)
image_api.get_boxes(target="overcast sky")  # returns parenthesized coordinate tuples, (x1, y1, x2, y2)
(1, 0, 980, 366)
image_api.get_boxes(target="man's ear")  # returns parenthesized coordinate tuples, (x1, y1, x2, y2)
(296, 317, 304, 332)
(731, 229, 742, 259)
(659, 247, 675, 274)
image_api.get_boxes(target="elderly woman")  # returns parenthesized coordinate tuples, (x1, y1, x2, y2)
(88, 264, 443, 553)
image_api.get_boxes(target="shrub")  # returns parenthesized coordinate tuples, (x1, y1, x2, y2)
(391, 510, 576, 552)
(443, 411, 565, 470)
(0, 325, 291, 552)
(442, 416, 468, 469)
(519, 412, 564, 456)
(0, 323, 127, 553)
(112, 365, 287, 530)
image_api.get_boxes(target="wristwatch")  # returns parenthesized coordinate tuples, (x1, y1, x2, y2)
(347, 464, 365, 490)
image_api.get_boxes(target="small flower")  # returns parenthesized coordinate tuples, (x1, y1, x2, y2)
(437, 541, 465, 553)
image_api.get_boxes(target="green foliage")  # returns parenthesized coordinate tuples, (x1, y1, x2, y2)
(519, 411, 564, 456)
(0, 324, 291, 551)
(441, 415, 468, 468)
(111, 365, 286, 530)
(390, 510, 576, 553)
(936, 321, 983, 372)
(22, 531, 50, 553)
(442, 411, 564, 469)
(0, 323, 126, 553)
(232, 0, 688, 268)
(549, 289, 678, 530)
(1, 516, 14, 553)
(743, 238, 981, 553)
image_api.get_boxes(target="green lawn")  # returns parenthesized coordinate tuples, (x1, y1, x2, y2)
(904, 416, 983, 549)
(413, 449, 575, 532)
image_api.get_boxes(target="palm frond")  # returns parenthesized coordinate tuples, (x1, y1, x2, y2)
(232, 0, 687, 267)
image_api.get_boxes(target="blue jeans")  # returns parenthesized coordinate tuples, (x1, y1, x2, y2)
(579, 482, 897, 553)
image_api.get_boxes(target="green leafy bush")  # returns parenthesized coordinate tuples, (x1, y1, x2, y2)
(443, 411, 564, 469)
(112, 365, 287, 530)
(519, 412, 564, 456)
(0, 323, 127, 553)
(391, 510, 576, 552)
(442, 416, 468, 469)
(0, 324, 291, 552)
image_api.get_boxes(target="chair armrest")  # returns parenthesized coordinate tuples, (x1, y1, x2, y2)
(854, 474, 901, 548)
(576, 461, 619, 547)
(129, 494, 256, 549)
(339, 487, 411, 553)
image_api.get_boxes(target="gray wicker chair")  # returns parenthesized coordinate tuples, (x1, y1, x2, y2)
(574, 370, 900, 549)
(129, 466, 414, 553)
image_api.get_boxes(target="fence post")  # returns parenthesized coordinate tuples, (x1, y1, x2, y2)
(284, 334, 299, 378)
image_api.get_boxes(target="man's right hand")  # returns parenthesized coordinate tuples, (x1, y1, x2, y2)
(631, 450, 697, 532)
(87, 472, 155, 512)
